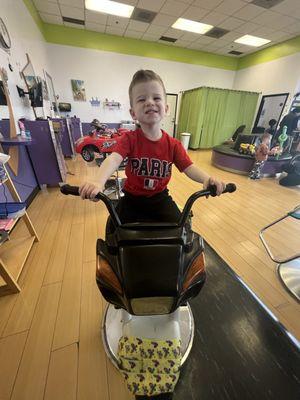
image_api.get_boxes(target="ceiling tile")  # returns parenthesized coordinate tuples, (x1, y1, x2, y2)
(33, 0, 61, 15)
(195, 35, 215, 44)
(202, 43, 223, 50)
(127, 20, 149, 32)
(163, 27, 185, 38)
(152, 13, 177, 26)
(60, 6, 84, 19)
(64, 22, 84, 29)
(85, 10, 108, 24)
(137, 0, 166, 12)
(209, 38, 232, 47)
(221, 30, 243, 41)
(106, 26, 127, 35)
(142, 33, 161, 41)
(214, 0, 245, 15)
(253, 10, 279, 25)
(253, 26, 276, 37)
(270, 15, 298, 30)
(160, 0, 189, 17)
(233, 4, 265, 20)
(124, 30, 144, 39)
(234, 21, 261, 34)
(272, 0, 300, 15)
(235, 44, 255, 52)
(179, 31, 202, 41)
(85, 22, 106, 33)
(173, 39, 192, 47)
(219, 16, 244, 30)
(187, 42, 207, 50)
(58, 0, 84, 7)
(192, 0, 223, 10)
(107, 15, 129, 28)
(146, 24, 167, 35)
(40, 12, 63, 25)
(182, 6, 209, 20)
(266, 30, 292, 40)
(201, 11, 228, 25)
(283, 21, 300, 34)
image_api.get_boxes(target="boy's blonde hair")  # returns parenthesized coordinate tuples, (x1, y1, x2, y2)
(129, 70, 166, 106)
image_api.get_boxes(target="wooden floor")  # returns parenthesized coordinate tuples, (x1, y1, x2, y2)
(0, 151, 299, 400)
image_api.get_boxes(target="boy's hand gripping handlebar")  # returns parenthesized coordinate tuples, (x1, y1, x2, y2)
(60, 183, 236, 228)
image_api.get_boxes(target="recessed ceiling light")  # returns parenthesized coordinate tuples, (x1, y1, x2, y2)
(234, 34, 271, 47)
(172, 18, 213, 35)
(85, 0, 134, 18)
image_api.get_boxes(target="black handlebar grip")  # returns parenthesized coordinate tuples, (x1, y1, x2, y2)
(224, 183, 236, 193)
(208, 183, 236, 197)
(60, 184, 80, 196)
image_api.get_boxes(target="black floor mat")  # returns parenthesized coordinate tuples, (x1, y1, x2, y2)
(174, 242, 300, 400)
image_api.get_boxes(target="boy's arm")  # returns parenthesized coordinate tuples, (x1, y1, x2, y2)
(79, 152, 123, 200)
(183, 164, 226, 196)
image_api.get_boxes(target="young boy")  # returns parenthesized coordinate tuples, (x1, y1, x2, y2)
(79, 70, 225, 225)
(249, 132, 272, 180)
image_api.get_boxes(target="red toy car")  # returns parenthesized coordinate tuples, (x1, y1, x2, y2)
(75, 124, 129, 162)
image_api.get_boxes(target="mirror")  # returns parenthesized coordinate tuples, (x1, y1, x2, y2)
(21, 54, 44, 118)
(253, 93, 289, 134)
(44, 70, 59, 117)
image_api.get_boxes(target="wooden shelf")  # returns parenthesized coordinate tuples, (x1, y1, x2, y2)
(0, 236, 35, 287)
(0, 163, 39, 295)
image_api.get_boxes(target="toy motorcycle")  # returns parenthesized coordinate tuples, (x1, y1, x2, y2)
(61, 183, 236, 399)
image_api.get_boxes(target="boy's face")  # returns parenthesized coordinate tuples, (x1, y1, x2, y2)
(130, 80, 168, 127)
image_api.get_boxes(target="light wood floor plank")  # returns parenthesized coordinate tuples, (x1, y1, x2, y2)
(44, 343, 78, 400)
(83, 201, 98, 263)
(77, 261, 109, 400)
(0, 331, 27, 400)
(11, 283, 61, 400)
(52, 224, 84, 350)
(43, 198, 75, 285)
(3, 221, 60, 337)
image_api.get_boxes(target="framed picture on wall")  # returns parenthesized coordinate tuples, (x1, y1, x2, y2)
(71, 79, 86, 102)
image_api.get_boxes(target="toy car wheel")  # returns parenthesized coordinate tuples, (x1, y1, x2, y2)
(81, 146, 95, 162)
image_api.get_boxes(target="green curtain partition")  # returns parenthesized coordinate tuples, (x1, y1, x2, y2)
(177, 87, 259, 149)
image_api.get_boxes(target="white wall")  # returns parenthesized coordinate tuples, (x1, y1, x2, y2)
(0, 0, 51, 122)
(46, 43, 236, 123)
(233, 52, 300, 116)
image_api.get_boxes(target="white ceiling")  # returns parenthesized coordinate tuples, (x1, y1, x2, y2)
(34, 0, 300, 57)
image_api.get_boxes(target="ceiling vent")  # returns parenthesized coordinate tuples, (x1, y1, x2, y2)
(251, 0, 284, 9)
(131, 8, 157, 23)
(62, 16, 84, 25)
(159, 36, 177, 43)
(228, 50, 243, 55)
(205, 27, 229, 38)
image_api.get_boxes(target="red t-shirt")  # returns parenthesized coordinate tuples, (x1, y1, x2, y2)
(113, 129, 193, 196)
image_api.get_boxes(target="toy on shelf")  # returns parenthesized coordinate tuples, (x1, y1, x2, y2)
(238, 143, 255, 156)
(103, 98, 121, 110)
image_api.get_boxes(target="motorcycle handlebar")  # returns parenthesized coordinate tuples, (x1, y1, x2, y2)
(60, 183, 236, 228)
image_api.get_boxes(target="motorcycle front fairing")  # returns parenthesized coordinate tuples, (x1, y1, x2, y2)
(96, 222, 206, 316)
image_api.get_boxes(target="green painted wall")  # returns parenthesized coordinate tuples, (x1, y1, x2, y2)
(43, 23, 237, 70)
(23, 0, 300, 72)
(238, 35, 300, 70)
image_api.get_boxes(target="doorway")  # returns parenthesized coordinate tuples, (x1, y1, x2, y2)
(160, 93, 178, 137)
